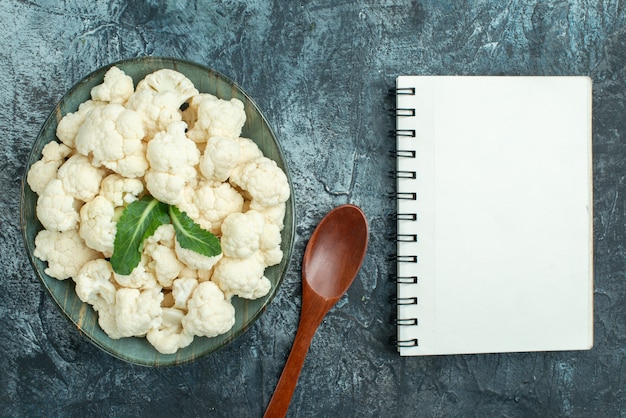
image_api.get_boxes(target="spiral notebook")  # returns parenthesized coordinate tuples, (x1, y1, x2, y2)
(394, 76, 594, 356)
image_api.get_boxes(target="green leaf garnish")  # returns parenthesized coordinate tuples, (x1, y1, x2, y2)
(110, 196, 221, 275)
(169, 205, 222, 257)
(110, 196, 170, 275)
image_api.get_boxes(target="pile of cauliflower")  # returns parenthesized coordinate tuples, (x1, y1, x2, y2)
(27, 66, 290, 354)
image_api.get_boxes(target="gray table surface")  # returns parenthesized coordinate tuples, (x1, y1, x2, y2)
(2, 1, 625, 417)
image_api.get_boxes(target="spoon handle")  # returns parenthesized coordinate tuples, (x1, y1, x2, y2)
(263, 317, 320, 418)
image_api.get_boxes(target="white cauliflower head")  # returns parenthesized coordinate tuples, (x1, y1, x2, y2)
(92, 298, 124, 340)
(113, 254, 159, 290)
(143, 224, 185, 287)
(211, 253, 271, 300)
(79, 195, 116, 255)
(145, 121, 200, 205)
(115, 287, 163, 338)
(220, 210, 264, 259)
(74, 258, 117, 306)
(181, 93, 217, 142)
(36, 178, 81, 232)
(191, 181, 244, 234)
(255, 202, 287, 231)
(75, 103, 148, 178)
(185, 94, 246, 141)
(90, 66, 134, 105)
(234, 137, 264, 165)
(198, 136, 241, 182)
(146, 307, 194, 354)
(182, 281, 235, 338)
(56, 100, 104, 148)
(174, 240, 223, 272)
(33, 229, 101, 280)
(259, 222, 283, 267)
(26, 141, 72, 195)
(126, 69, 198, 139)
(57, 153, 106, 202)
(229, 156, 290, 209)
(171, 277, 198, 310)
(99, 173, 144, 207)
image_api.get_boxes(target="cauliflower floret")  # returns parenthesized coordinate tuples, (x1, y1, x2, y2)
(185, 94, 246, 141)
(126, 69, 198, 139)
(79, 195, 116, 255)
(191, 181, 244, 234)
(146, 307, 194, 354)
(179, 266, 199, 280)
(181, 93, 217, 141)
(90, 66, 134, 105)
(75, 103, 148, 178)
(26, 141, 72, 195)
(113, 254, 159, 289)
(255, 202, 287, 231)
(33, 229, 101, 280)
(259, 222, 283, 267)
(143, 224, 185, 287)
(36, 178, 81, 232)
(229, 156, 290, 209)
(211, 253, 271, 300)
(56, 100, 105, 148)
(99, 173, 144, 207)
(220, 210, 264, 259)
(136, 69, 198, 98)
(235, 137, 263, 165)
(182, 281, 236, 338)
(92, 298, 124, 339)
(145, 121, 200, 205)
(74, 259, 117, 306)
(175, 182, 202, 221)
(198, 136, 241, 182)
(57, 154, 106, 202)
(146, 244, 185, 288)
(145, 223, 176, 247)
(174, 240, 223, 272)
(171, 277, 198, 310)
(115, 287, 163, 338)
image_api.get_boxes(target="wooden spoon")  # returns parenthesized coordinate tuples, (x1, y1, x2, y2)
(264, 204, 369, 418)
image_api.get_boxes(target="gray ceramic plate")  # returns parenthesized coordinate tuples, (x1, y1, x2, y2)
(20, 57, 294, 366)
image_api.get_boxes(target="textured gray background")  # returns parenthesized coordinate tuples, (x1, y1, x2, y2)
(1, 1, 625, 417)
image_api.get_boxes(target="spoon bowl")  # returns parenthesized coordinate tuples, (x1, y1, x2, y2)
(264, 204, 369, 417)
(303, 206, 369, 300)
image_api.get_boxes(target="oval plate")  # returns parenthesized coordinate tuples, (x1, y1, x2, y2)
(20, 57, 295, 366)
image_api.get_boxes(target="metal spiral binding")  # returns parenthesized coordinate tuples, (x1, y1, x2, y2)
(393, 87, 416, 95)
(389, 254, 417, 263)
(394, 108, 416, 117)
(395, 318, 418, 326)
(389, 295, 418, 305)
(397, 234, 417, 242)
(396, 275, 418, 284)
(391, 83, 419, 351)
(394, 296, 418, 305)
(393, 213, 417, 221)
(389, 170, 417, 179)
(391, 129, 416, 137)
(396, 338, 419, 348)
(388, 191, 416, 200)
(389, 150, 416, 158)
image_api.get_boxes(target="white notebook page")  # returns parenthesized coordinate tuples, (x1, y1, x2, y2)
(395, 76, 593, 356)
